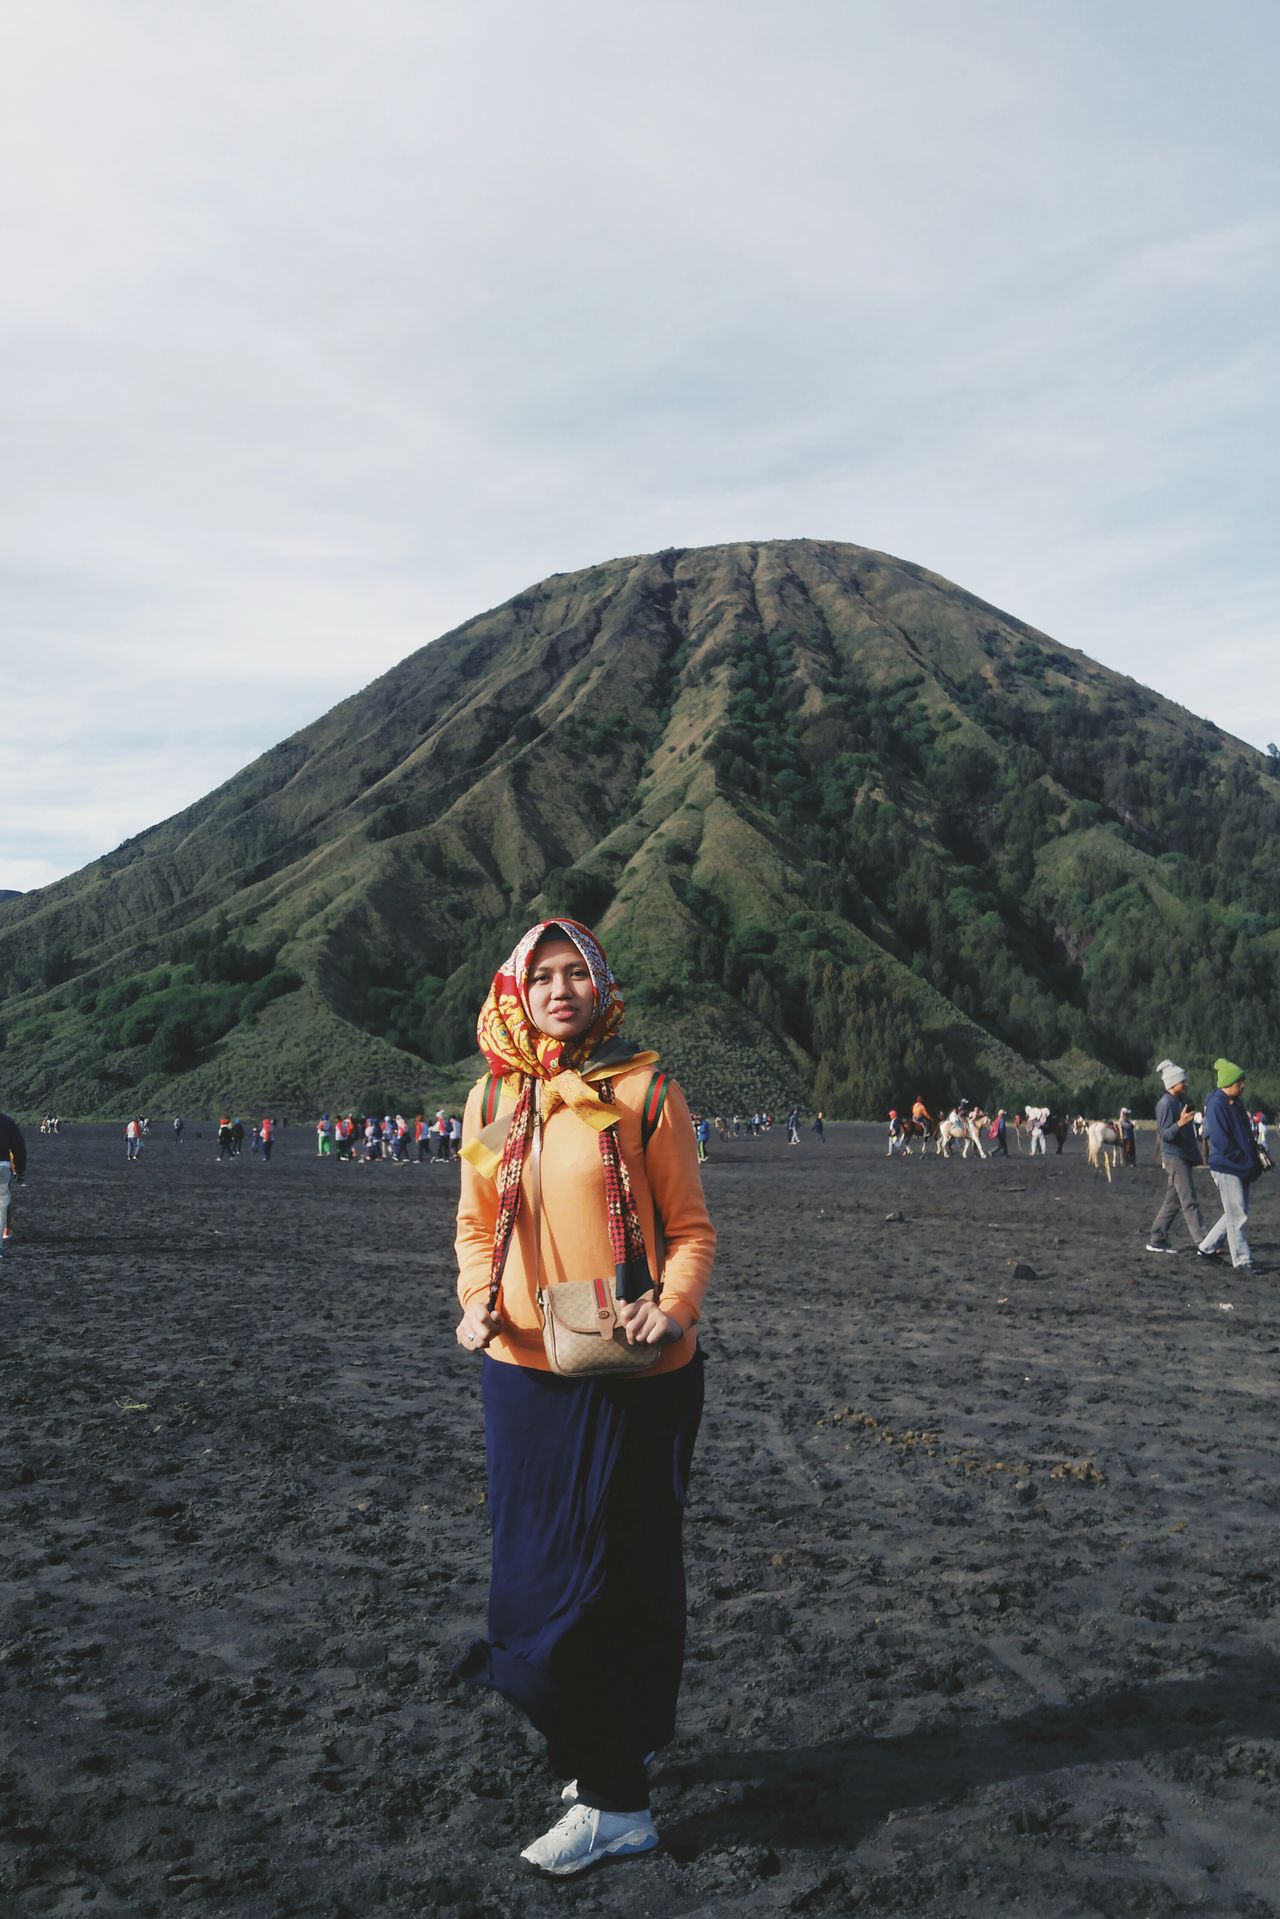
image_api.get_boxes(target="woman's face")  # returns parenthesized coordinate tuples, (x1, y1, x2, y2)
(525, 936, 597, 1042)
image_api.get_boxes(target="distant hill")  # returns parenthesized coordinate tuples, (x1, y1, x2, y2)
(0, 890, 21, 903)
(2, 539, 1277, 1117)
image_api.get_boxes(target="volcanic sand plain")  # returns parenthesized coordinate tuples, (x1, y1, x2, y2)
(2, 1120, 1278, 1917)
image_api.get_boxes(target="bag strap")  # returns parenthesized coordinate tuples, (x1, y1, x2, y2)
(487, 1086, 547, 1315)
(487, 1073, 663, 1316)
(479, 1071, 502, 1127)
(640, 1069, 670, 1149)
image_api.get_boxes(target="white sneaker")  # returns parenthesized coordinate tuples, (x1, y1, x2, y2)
(1145, 1243, 1177, 1255)
(519, 1803, 658, 1876)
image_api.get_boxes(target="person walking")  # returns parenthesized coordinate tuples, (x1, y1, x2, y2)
(125, 1118, 143, 1162)
(173, 1115, 185, 1146)
(260, 1116, 274, 1163)
(811, 1109, 825, 1142)
(453, 916, 714, 1877)
(1197, 1060, 1261, 1270)
(989, 1109, 1009, 1157)
(1146, 1060, 1205, 1254)
(1118, 1108, 1136, 1167)
(0, 1109, 26, 1257)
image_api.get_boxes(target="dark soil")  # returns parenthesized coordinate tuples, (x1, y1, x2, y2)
(3, 1122, 1278, 1917)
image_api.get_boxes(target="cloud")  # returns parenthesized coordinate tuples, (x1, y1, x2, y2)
(1, 0, 1278, 889)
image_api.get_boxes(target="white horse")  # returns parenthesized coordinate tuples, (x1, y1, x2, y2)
(936, 1108, 988, 1159)
(1086, 1120, 1120, 1181)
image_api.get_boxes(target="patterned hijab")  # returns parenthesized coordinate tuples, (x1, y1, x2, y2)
(477, 917, 624, 1115)
(475, 918, 650, 1311)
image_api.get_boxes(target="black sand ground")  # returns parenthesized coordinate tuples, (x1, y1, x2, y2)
(2, 1121, 1278, 1918)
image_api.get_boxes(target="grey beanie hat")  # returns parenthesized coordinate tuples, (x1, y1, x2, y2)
(1157, 1058, 1187, 1090)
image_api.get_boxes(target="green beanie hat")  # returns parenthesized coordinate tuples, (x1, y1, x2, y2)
(1215, 1057, 1246, 1089)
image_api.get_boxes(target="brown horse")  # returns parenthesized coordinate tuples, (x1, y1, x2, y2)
(899, 1116, 938, 1154)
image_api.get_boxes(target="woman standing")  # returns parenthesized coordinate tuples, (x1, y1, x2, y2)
(454, 918, 715, 1876)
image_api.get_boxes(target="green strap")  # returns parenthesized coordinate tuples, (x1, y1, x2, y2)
(641, 1070, 670, 1149)
(480, 1067, 666, 1141)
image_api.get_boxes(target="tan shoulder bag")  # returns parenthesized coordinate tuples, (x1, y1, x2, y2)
(532, 1102, 661, 1376)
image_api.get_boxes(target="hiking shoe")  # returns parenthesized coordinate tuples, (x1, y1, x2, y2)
(520, 1804, 658, 1876)
(1145, 1243, 1177, 1255)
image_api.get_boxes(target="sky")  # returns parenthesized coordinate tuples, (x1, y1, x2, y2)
(2, 0, 1277, 893)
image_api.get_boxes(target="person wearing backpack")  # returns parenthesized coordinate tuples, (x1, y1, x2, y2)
(453, 917, 714, 1877)
(1197, 1059, 1262, 1270)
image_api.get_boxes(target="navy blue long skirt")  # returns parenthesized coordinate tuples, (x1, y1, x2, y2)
(456, 1351, 704, 1812)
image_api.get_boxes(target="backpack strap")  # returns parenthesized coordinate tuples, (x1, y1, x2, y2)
(640, 1069, 671, 1149)
(479, 1072, 503, 1127)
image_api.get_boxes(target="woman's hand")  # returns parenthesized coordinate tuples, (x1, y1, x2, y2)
(456, 1302, 502, 1353)
(618, 1298, 683, 1346)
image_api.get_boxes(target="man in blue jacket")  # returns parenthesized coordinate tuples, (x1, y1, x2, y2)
(1146, 1059, 1205, 1254)
(1197, 1059, 1260, 1271)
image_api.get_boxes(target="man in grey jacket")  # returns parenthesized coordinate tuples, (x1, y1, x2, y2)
(1146, 1059, 1206, 1254)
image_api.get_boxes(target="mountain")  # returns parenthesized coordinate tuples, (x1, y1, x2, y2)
(2, 539, 1278, 1118)
(0, 891, 21, 903)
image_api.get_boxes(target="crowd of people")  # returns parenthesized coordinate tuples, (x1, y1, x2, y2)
(873, 1064, 1271, 1275)
(313, 1110, 463, 1163)
(883, 1093, 1269, 1171)
(125, 1090, 1272, 1195)
(108, 1109, 475, 1164)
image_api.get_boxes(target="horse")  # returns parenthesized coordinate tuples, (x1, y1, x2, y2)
(1026, 1107, 1071, 1155)
(899, 1116, 937, 1154)
(936, 1109, 988, 1159)
(1086, 1120, 1120, 1182)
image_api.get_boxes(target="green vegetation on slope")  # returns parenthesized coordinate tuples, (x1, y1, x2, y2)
(1, 540, 1277, 1116)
